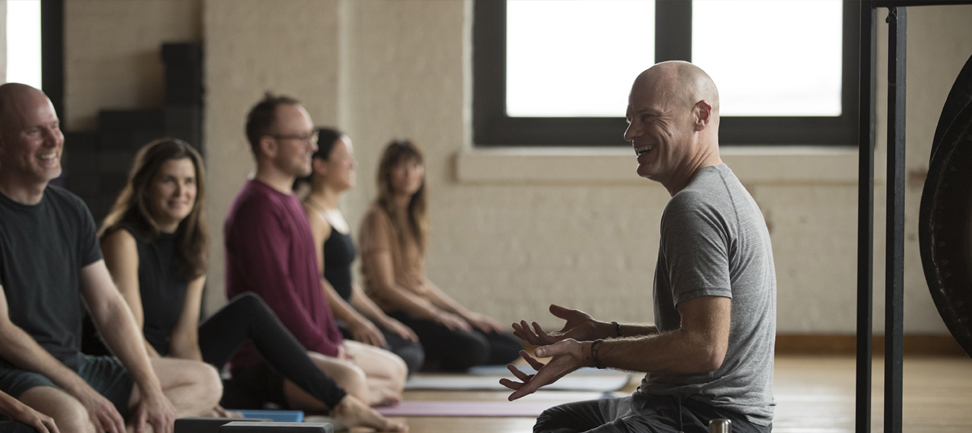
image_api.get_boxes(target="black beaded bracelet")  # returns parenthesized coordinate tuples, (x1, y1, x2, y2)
(591, 339, 605, 369)
(612, 321, 622, 337)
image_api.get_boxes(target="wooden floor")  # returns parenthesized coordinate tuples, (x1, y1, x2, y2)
(354, 355, 972, 433)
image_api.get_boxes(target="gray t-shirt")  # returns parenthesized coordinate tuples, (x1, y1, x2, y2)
(639, 164, 776, 426)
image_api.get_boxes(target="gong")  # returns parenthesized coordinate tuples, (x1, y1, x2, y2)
(919, 53, 972, 358)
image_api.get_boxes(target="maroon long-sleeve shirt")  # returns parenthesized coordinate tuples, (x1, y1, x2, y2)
(225, 179, 343, 370)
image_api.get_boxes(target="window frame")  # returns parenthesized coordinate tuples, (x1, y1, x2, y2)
(473, 0, 861, 146)
(41, 0, 64, 118)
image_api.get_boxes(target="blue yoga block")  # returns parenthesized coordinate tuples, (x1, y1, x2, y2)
(175, 417, 270, 433)
(218, 422, 333, 433)
(236, 410, 305, 423)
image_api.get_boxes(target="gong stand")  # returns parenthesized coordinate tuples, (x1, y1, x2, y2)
(856, 2, 972, 433)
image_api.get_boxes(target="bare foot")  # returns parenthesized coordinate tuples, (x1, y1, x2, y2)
(370, 392, 401, 408)
(212, 405, 245, 418)
(334, 395, 408, 432)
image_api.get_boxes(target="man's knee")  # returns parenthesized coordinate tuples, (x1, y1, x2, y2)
(153, 358, 223, 406)
(19, 387, 94, 433)
(193, 362, 224, 404)
(534, 406, 566, 432)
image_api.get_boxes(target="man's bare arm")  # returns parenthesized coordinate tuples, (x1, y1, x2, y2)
(503, 296, 730, 400)
(512, 304, 659, 347)
(597, 295, 731, 374)
(81, 260, 176, 432)
(0, 283, 126, 433)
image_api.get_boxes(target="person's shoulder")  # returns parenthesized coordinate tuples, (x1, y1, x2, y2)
(43, 185, 96, 225)
(44, 184, 89, 209)
(226, 181, 299, 236)
(361, 203, 391, 225)
(101, 227, 139, 255)
(230, 180, 286, 214)
(668, 185, 709, 212)
(673, 166, 735, 206)
(303, 200, 334, 236)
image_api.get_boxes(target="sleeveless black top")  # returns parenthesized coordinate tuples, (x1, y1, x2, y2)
(322, 225, 356, 302)
(133, 230, 188, 356)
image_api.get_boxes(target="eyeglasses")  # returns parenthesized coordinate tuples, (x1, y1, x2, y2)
(270, 131, 319, 144)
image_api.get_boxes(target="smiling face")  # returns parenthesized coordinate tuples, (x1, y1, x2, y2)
(318, 135, 357, 192)
(623, 70, 697, 186)
(147, 157, 197, 232)
(270, 104, 318, 178)
(0, 89, 64, 186)
(389, 156, 424, 197)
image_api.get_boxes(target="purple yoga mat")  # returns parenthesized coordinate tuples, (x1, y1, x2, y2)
(375, 400, 557, 417)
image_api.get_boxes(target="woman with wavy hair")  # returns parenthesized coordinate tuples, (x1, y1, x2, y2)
(84, 138, 405, 431)
(358, 139, 523, 371)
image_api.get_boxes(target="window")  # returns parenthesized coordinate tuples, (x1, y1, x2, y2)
(473, 0, 860, 146)
(5, 0, 43, 89)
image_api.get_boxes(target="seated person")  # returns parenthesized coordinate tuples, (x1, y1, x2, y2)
(502, 62, 776, 433)
(299, 128, 425, 375)
(0, 83, 221, 432)
(358, 139, 523, 372)
(82, 138, 403, 431)
(225, 94, 408, 410)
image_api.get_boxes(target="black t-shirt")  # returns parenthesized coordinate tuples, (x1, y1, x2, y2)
(0, 186, 102, 365)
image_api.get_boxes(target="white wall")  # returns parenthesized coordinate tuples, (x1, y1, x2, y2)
(61, 1, 972, 335)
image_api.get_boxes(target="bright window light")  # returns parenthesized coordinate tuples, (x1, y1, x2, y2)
(6, 0, 43, 89)
(506, 0, 655, 117)
(692, 0, 843, 117)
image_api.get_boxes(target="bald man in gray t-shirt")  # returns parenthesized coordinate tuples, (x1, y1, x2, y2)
(503, 62, 776, 432)
(644, 163, 776, 425)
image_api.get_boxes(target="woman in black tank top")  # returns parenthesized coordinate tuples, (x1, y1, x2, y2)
(85, 138, 405, 432)
(299, 129, 425, 375)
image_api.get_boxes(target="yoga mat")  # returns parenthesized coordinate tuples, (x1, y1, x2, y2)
(467, 365, 624, 376)
(375, 400, 558, 417)
(236, 410, 304, 422)
(404, 373, 631, 392)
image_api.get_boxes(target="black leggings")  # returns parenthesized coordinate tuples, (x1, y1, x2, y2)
(389, 311, 522, 372)
(81, 293, 347, 409)
(199, 293, 347, 409)
(0, 422, 35, 433)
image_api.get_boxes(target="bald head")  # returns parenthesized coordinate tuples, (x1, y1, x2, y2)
(624, 61, 723, 194)
(0, 83, 53, 137)
(0, 83, 64, 200)
(633, 61, 720, 117)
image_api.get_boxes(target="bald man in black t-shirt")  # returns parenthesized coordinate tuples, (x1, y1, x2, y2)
(0, 83, 222, 433)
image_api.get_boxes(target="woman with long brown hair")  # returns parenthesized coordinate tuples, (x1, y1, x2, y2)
(358, 139, 522, 371)
(84, 138, 405, 431)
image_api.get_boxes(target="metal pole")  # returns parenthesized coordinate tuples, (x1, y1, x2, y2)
(885, 7, 907, 433)
(856, 3, 877, 433)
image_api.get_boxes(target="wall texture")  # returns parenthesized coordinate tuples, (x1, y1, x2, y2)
(203, 0, 341, 313)
(58, 1, 972, 335)
(63, 0, 201, 130)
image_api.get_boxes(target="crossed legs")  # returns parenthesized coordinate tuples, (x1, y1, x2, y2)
(283, 341, 406, 409)
(17, 357, 220, 433)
